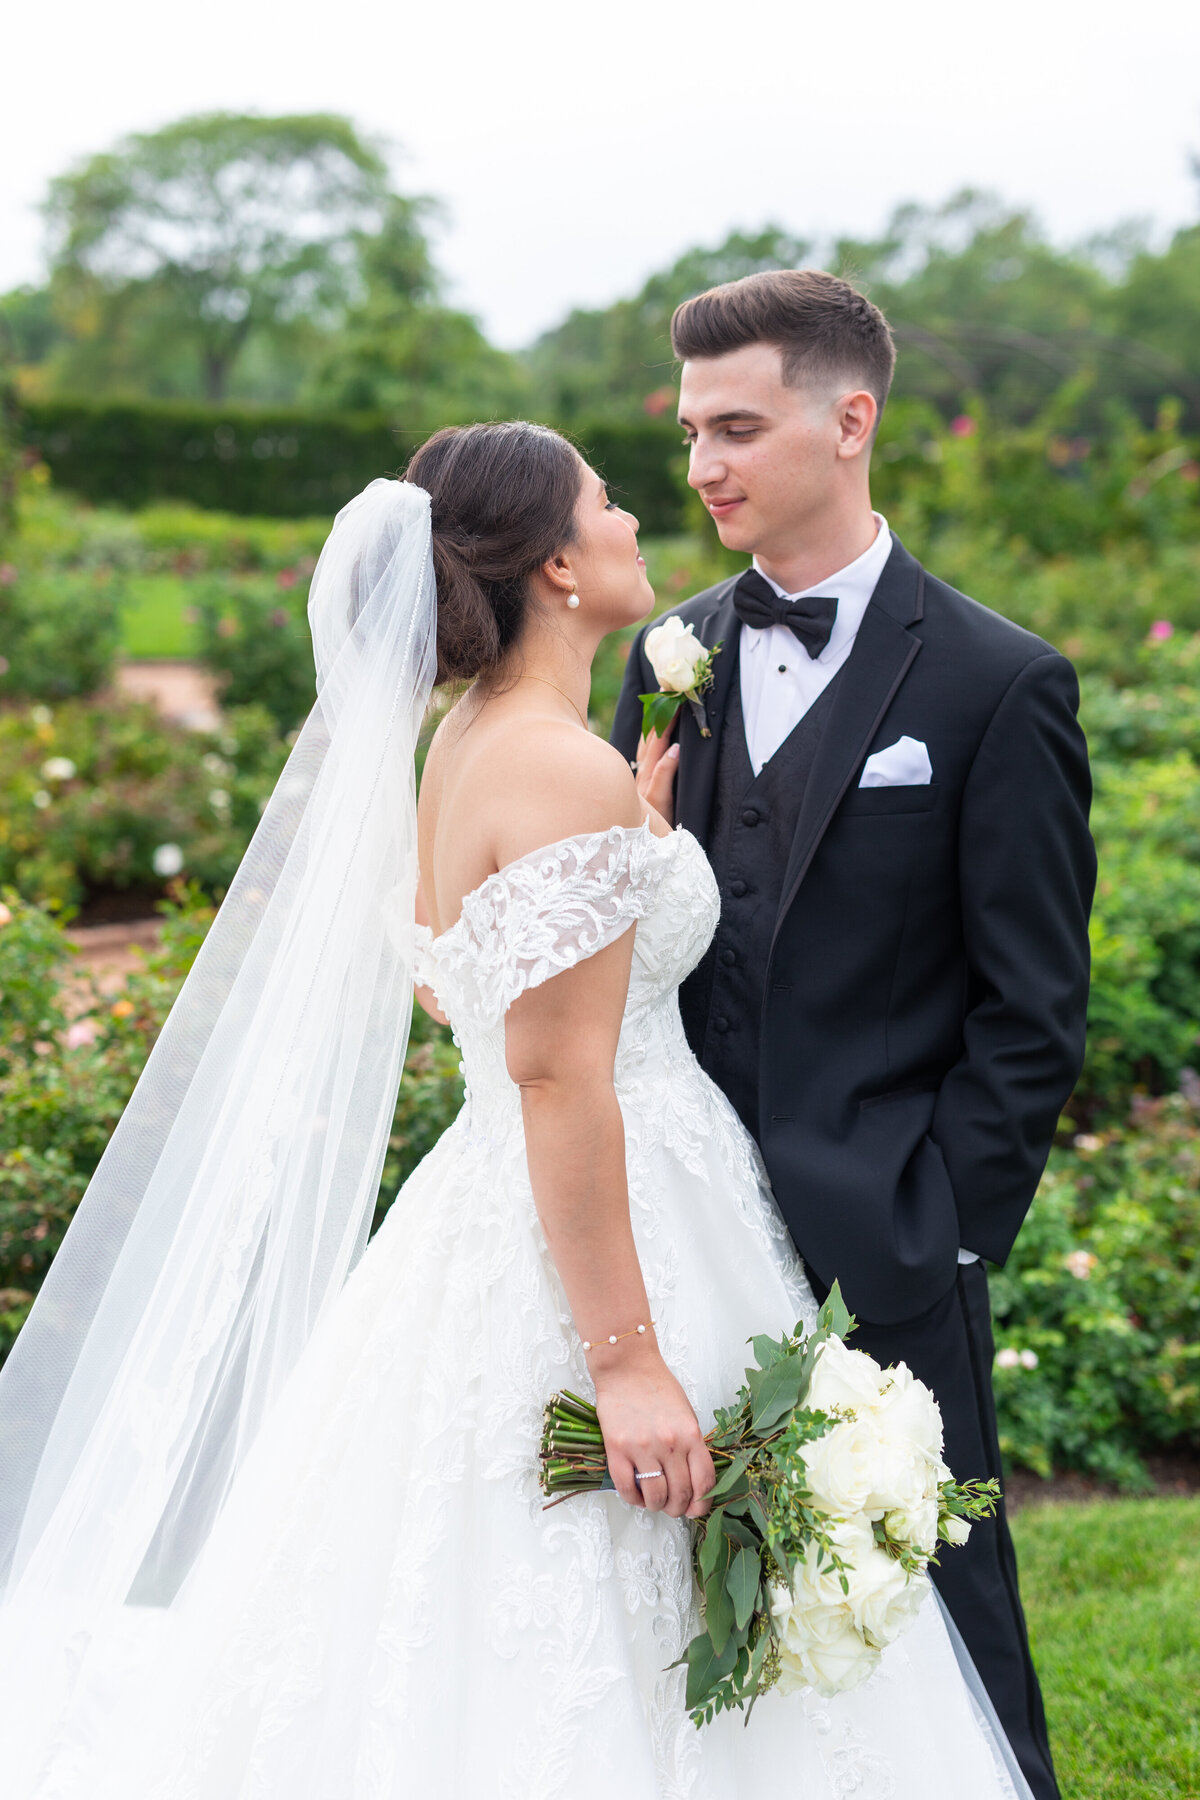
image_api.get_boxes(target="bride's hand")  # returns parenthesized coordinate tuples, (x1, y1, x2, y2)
(591, 1341, 716, 1520)
(635, 728, 679, 828)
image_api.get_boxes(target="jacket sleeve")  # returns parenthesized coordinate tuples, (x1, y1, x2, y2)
(610, 625, 654, 765)
(931, 650, 1096, 1264)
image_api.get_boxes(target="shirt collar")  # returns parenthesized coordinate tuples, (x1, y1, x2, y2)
(746, 513, 892, 660)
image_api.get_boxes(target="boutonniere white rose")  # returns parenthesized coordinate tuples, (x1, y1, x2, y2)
(640, 615, 722, 740)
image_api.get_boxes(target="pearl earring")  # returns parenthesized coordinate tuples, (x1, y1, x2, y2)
(566, 589, 580, 610)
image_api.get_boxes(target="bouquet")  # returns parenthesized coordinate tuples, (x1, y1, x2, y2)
(640, 615, 721, 739)
(540, 1285, 999, 1726)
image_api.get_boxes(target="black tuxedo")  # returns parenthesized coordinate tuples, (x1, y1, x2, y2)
(613, 536, 1095, 1800)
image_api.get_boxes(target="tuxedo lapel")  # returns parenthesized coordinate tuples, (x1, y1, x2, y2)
(675, 579, 740, 841)
(771, 543, 926, 947)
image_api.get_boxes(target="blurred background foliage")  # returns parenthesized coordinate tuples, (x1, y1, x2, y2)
(0, 111, 1198, 1491)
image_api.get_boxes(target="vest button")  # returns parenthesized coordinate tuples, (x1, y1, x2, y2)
(720, 948, 737, 967)
(714, 1017, 730, 1034)
(742, 808, 760, 827)
(729, 878, 748, 898)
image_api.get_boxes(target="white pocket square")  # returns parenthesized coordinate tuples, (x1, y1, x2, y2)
(859, 736, 933, 788)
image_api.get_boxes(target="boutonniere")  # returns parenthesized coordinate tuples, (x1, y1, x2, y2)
(640, 615, 723, 740)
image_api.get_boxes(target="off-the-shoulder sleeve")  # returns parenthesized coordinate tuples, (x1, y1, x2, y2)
(429, 823, 667, 1028)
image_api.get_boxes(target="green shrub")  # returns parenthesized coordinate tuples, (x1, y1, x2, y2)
(0, 889, 463, 1362)
(194, 577, 316, 731)
(0, 697, 287, 908)
(0, 565, 121, 701)
(991, 1093, 1200, 1487)
(19, 400, 694, 534)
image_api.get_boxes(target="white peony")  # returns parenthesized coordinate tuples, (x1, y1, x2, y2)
(806, 1337, 889, 1417)
(872, 1363, 944, 1460)
(848, 1544, 929, 1648)
(644, 615, 708, 693)
(769, 1517, 879, 1697)
(861, 1426, 933, 1517)
(801, 1417, 882, 1517)
(941, 1512, 972, 1547)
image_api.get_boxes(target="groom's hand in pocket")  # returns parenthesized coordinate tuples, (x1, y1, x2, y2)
(635, 727, 680, 828)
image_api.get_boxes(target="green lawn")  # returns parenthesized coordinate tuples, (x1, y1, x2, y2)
(1013, 1496, 1199, 1798)
(117, 574, 202, 658)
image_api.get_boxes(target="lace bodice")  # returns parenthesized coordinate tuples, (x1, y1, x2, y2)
(411, 823, 719, 1128)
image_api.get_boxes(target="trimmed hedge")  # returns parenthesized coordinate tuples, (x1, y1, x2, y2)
(19, 400, 692, 533)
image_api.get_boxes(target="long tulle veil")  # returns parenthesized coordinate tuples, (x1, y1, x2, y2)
(0, 479, 437, 1775)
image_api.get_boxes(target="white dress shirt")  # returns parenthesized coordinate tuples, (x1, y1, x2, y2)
(736, 515, 980, 1268)
(738, 513, 892, 778)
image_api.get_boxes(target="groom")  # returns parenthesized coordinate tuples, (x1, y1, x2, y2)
(612, 270, 1094, 1800)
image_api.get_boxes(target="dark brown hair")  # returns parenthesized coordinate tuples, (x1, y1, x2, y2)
(671, 269, 896, 415)
(404, 421, 584, 684)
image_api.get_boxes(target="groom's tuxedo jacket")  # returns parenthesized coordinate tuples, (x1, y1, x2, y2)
(612, 537, 1096, 1326)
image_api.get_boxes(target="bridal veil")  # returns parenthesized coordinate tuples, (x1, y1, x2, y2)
(0, 480, 437, 1775)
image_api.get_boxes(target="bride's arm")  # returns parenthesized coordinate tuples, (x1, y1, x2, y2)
(501, 734, 715, 1522)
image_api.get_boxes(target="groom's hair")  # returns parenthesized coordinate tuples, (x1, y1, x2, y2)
(670, 269, 895, 416)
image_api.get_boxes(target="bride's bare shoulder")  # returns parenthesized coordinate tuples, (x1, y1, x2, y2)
(458, 711, 642, 867)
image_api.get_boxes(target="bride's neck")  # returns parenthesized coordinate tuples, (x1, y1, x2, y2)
(496, 618, 599, 725)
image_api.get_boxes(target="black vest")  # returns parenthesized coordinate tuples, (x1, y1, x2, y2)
(683, 663, 843, 1137)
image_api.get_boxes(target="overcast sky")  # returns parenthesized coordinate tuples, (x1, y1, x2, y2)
(3, 0, 1198, 347)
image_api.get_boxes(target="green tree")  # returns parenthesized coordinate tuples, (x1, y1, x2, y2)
(308, 197, 528, 422)
(44, 112, 394, 402)
(525, 227, 812, 422)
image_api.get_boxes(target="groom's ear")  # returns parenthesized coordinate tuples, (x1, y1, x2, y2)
(835, 389, 878, 461)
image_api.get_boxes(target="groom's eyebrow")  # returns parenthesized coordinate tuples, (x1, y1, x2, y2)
(677, 408, 767, 428)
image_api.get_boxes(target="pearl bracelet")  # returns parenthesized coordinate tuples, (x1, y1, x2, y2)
(582, 1323, 650, 1352)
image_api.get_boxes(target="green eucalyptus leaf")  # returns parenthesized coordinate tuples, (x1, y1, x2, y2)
(707, 1454, 750, 1501)
(749, 1332, 786, 1371)
(684, 1629, 738, 1713)
(729, 1545, 760, 1631)
(705, 1562, 736, 1654)
(749, 1355, 811, 1432)
(698, 1509, 727, 1582)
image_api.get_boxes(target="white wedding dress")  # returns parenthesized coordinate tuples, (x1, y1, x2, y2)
(36, 819, 1026, 1800)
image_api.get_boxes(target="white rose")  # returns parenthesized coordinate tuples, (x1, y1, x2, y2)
(883, 1497, 940, 1556)
(801, 1417, 884, 1517)
(861, 1426, 932, 1516)
(806, 1337, 889, 1417)
(844, 1544, 929, 1649)
(775, 1605, 878, 1698)
(644, 616, 707, 693)
(873, 1363, 944, 1460)
(940, 1512, 971, 1547)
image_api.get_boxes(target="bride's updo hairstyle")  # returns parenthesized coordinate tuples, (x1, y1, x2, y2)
(405, 421, 584, 684)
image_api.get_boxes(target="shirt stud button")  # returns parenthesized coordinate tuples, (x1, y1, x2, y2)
(778, 664, 787, 673)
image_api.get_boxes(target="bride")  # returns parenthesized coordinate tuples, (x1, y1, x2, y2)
(0, 422, 1031, 1797)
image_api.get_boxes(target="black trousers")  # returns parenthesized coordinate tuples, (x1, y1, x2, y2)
(813, 1261, 1059, 1800)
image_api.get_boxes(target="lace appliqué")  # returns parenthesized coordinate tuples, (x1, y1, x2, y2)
(414, 822, 669, 1028)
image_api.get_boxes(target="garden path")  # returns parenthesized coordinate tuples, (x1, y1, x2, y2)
(114, 659, 221, 731)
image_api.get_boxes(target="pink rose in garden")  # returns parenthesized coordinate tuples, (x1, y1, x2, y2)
(276, 568, 298, 589)
(1019, 1350, 1038, 1370)
(1148, 620, 1174, 641)
(269, 608, 290, 627)
(0, 563, 17, 586)
(65, 1018, 99, 1050)
(995, 1348, 1020, 1370)
(1064, 1250, 1096, 1280)
(950, 415, 976, 438)
(0, 902, 12, 926)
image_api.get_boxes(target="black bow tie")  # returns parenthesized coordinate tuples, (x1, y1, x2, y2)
(732, 570, 838, 660)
